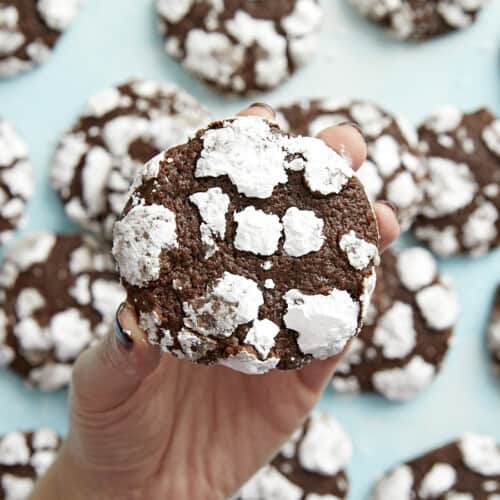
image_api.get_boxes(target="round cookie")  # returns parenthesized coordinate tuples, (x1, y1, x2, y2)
(350, 0, 486, 41)
(277, 99, 426, 230)
(372, 433, 500, 499)
(487, 285, 500, 375)
(155, 0, 324, 95)
(233, 412, 352, 500)
(112, 116, 380, 374)
(332, 247, 458, 401)
(0, 0, 81, 78)
(414, 107, 500, 256)
(0, 119, 34, 244)
(0, 232, 125, 391)
(51, 79, 210, 241)
(0, 428, 61, 500)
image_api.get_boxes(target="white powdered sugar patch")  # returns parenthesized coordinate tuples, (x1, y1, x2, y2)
(0, 432, 30, 466)
(373, 301, 417, 359)
(113, 204, 178, 287)
(218, 350, 279, 375)
(37, 0, 81, 31)
(415, 225, 460, 257)
(155, 0, 193, 23)
(298, 413, 353, 476)
(339, 230, 379, 270)
(357, 160, 384, 201)
(183, 272, 263, 338)
(462, 201, 498, 254)
(396, 247, 437, 292)
(372, 465, 414, 500)
(1, 474, 35, 500)
(29, 363, 73, 391)
(244, 319, 279, 358)
(416, 284, 459, 330)
(15, 288, 45, 318)
(483, 119, 500, 157)
(234, 206, 283, 256)
(8, 232, 56, 274)
(459, 434, 500, 476)
(372, 356, 436, 401)
(91, 279, 126, 322)
(424, 107, 463, 134)
(284, 288, 360, 360)
(419, 463, 457, 498)
(282, 207, 325, 257)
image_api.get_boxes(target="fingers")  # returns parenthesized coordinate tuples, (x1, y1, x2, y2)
(374, 201, 400, 252)
(71, 303, 161, 412)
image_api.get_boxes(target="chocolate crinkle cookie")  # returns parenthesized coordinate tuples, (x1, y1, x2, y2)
(155, 0, 324, 95)
(0, 119, 34, 244)
(0, 232, 125, 391)
(0, 0, 82, 78)
(51, 79, 210, 241)
(488, 285, 500, 375)
(277, 99, 426, 230)
(413, 107, 500, 256)
(0, 428, 61, 500)
(332, 247, 458, 401)
(372, 433, 500, 499)
(350, 0, 487, 40)
(233, 412, 352, 500)
(113, 116, 379, 374)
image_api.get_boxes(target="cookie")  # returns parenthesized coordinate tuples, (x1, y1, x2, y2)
(413, 107, 500, 256)
(332, 247, 458, 401)
(488, 285, 500, 375)
(372, 433, 500, 499)
(51, 80, 210, 241)
(0, 0, 81, 78)
(277, 99, 426, 230)
(0, 428, 61, 500)
(0, 119, 34, 244)
(350, 0, 486, 41)
(233, 412, 352, 500)
(112, 116, 379, 374)
(155, 0, 323, 95)
(0, 232, 125, 391)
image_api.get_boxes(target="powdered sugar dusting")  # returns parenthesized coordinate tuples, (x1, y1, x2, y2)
(282, 207, 325, 257)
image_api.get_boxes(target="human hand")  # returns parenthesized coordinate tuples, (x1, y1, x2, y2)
(31, 104, 399, 500)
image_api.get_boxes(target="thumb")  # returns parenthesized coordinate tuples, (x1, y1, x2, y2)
(71, 302, 161, 412)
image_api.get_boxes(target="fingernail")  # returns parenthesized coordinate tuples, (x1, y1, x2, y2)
(249, 102, 276, 117)
(378, 200, 397, 214)
(114, 303, 134, 350)
(337, 120, 365, 138)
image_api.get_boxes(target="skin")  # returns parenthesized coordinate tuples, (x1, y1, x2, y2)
(30, 105, 399, 500)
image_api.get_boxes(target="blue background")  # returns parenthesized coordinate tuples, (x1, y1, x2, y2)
(0, 1, 499, 498)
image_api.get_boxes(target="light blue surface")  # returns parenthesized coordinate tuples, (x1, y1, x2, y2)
(0, 1, 499, 498)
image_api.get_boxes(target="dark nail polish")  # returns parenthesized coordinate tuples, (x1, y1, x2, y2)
(337, 120, 365, 138)
(379, 200, 397, 214)
(249, 102, 276, 117)
(114, 303, 133, 350)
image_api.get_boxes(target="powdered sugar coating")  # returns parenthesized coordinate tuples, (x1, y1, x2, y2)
(339, 230, 379, 270)
(156, 0, 323, 95)
(282, 207, 325, 257)
(37, 0, 81, 31)
(460, 434, 500, 477)
(416, 284, 459, 330)
(372, 465, 414, 500)
(396, 247, 437, 292)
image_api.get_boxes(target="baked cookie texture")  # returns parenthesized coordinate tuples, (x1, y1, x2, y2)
(155, 0, 324, 95)
(488, 285, 500, 375)
(0, 119, 34, 244)
(113, 116, 379, 374)
(372, 433, 500, 499)
(350, 0, 487, 40)
(0, 232, 125, 391)
(0, 428, 61, 500)
(277, 99, 426, 230)
(52, 79, 210, 241)
(0, 0, 82, 78)
(233, 413, 352, 500)
(332, 247, 458, 401)
(414, 107, 500, 256)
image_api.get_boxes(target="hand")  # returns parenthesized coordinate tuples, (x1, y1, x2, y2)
(31, 104, 399, 500)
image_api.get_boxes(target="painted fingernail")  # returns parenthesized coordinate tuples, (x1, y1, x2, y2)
(249, 102, 276, 117)
(379, 200, 397, 214)
(114, 303, 133, 350)
(337, 120, 365, 138)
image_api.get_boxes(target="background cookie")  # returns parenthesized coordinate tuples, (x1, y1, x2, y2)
(372, 433, 500, 499)
(155, 0, 324, 95)
(0, 232, 125, 391)
(277, 99, 425, 230)
(234, 412, 352, 500)
(349, 0, 486, 40)
(0, 428, 61, 500)
(51, 79, 210, 241)
(488, 285, 500, 375)
(113, 116, 379, 374)
(414, 107, 500, 256)
(0, 119, 34, 244)
(0, 0, 81, 77)
(332, 247, 458, 401)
